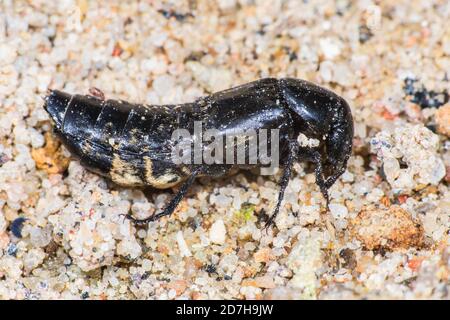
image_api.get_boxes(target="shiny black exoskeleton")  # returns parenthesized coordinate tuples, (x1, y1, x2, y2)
(44, 78, 353, 227)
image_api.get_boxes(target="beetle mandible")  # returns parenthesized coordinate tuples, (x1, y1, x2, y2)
(44, 78, 353, 227)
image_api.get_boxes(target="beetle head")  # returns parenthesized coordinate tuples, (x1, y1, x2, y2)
(321, 98, 353, 188)
(280, 78, 353, 188)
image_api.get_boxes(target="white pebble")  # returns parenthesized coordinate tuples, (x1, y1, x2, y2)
(168, 289, 177, 299)
(209, 219, 227, 245)
(29, 128, 45, 148)
(213, 194, 232, 207)
(176, 231, 192, 257)
(152, 75, 175, 97)
(0, 43, 17, 66)
(341, 171, 354, 183)
(329, 203, 348, 219)
(141, 259, 152, 271)
(319, 38, 342, 60)
(218, 0, 236, 10)
(319, 60, 333, 82)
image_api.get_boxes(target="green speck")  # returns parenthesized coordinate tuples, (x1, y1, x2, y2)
(234, 203, 256, 223)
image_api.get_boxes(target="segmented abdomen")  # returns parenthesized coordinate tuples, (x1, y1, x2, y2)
(44, 90, 190, 188)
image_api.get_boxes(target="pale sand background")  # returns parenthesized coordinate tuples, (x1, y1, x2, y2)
(0, 0, 448, 299)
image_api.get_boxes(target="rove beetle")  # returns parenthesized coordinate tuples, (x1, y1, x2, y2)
(44, 78, 353, 227)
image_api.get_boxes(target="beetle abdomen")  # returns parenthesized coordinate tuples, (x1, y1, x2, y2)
(44, 90, 186, 188)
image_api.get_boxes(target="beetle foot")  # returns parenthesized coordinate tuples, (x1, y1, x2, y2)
(312, 151, 330, 211)
(316, 177, 330, 210)
(124, 213, 157, 226)
(264, 215, 275, 229)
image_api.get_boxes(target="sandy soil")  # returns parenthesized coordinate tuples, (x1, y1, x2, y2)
(0, 0, 448, 299)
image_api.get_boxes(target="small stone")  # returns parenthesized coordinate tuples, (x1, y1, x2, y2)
(176, 231, 192, 257)
(445, 166, 450, 183)
(350, 205, 424, 250)
(141, 258, 152, 271)
(10, 217, 27, 238)
(254, 276, 276, 289)
(6, 243, 17, 257)
(29, 226, 52, 247)
(297, 133, 320, 148)
(339, 248, 357, 269)
(319, 38, 342, 60)
(341, 171, 354, 183)
(435, 104, 450, 137)
(404, 103, 422, 120)
(209, 219, 226, 245)
(319, 60, 333, 82)
(264, 287, 299, 300)
(167, 289, 177, 299)
(253, 248, 274, 263)
(218, 0, 236, 10)
(242, 275, 275, 289)
(213, 194, 232, 207)
(0, 43, 17, 66)
(23, 248, 46, 273)
(371, 124, 446, 192)
(152, 74, 175, 97)
(286, 232, 323, 299)
(382, 157, 400, 183)
(166, 279, 187, 296)
(31, 132, 70, 174)
(365, 4, 382, 30)
(186, 61, 232, 92)
(116, 238, 142, 260)
(0, 232, 9, 250)
(329, 203, 348, 219)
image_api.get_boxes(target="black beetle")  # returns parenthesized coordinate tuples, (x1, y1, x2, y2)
(44, 78, 353, 227)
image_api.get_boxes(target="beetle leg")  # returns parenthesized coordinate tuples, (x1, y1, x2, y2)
(323, 146, 350, 190)
(324, 167, 344, 190)
(265, 140, 298, 228)
(126, 167, 202, 225)
(312, 151, 330, 209)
